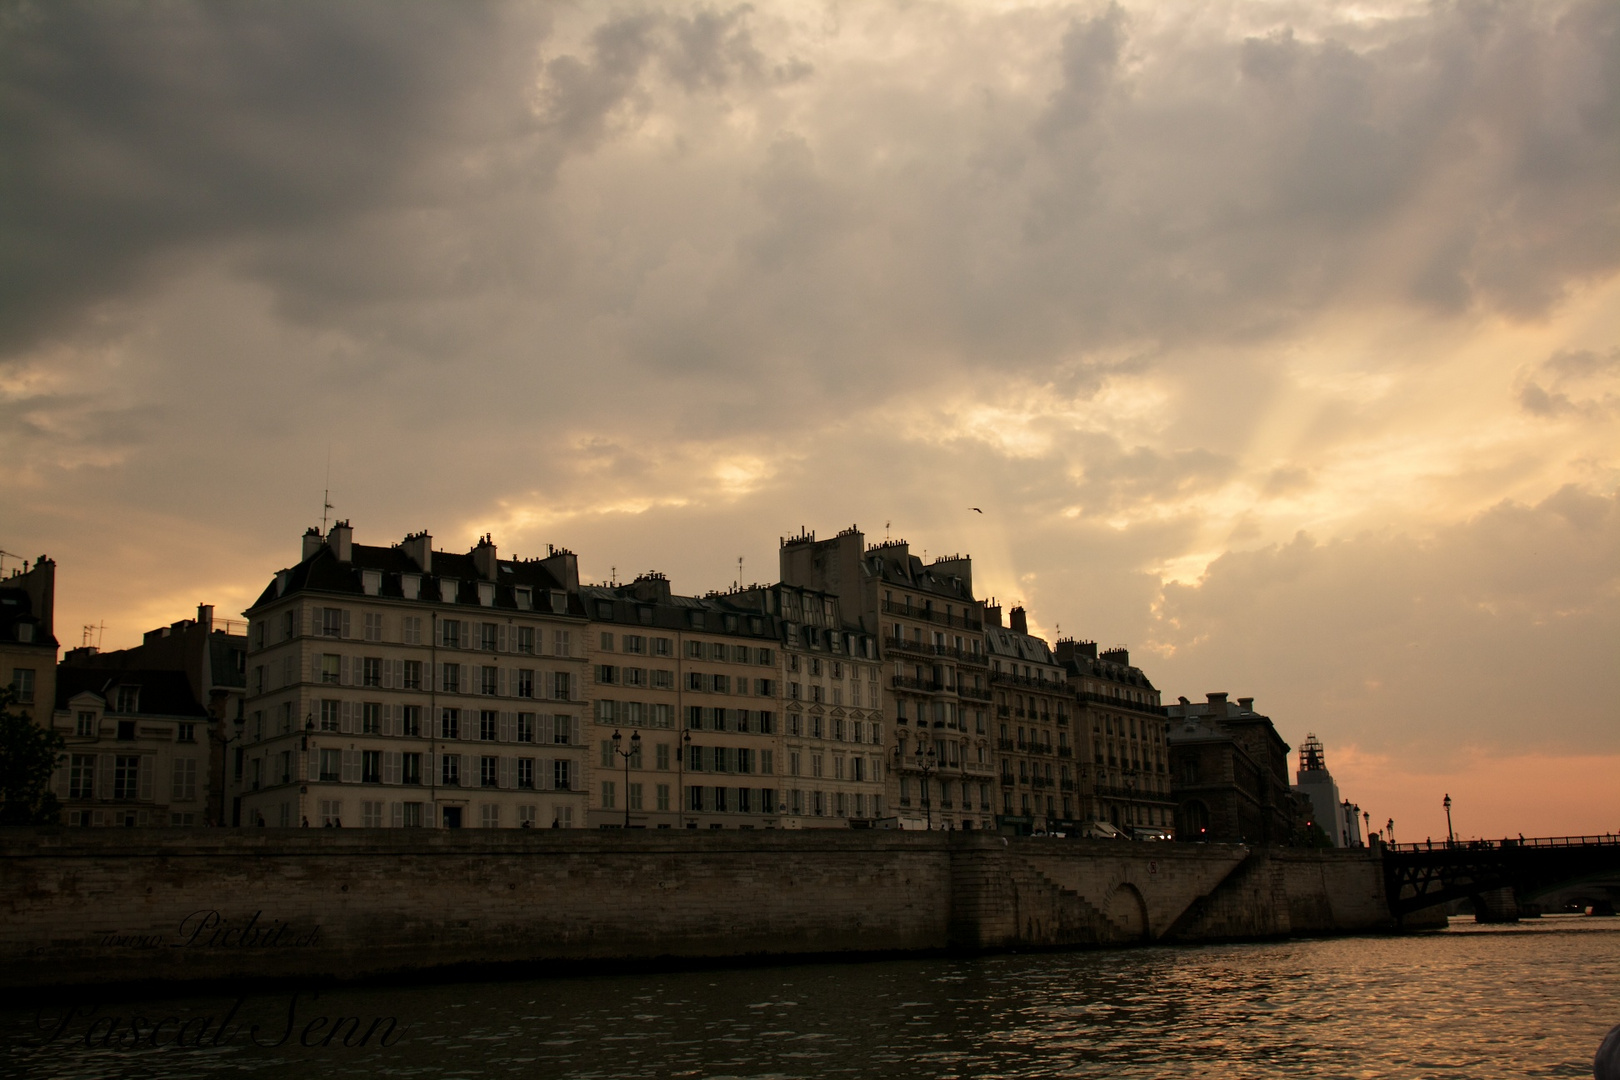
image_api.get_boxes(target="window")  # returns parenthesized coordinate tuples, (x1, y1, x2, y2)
(320, 654, 340, 684)
(402, 616, 422, 645)
(517, 713, 535, 743)
(685, 640, 702, 659)
(481, 623, 499, 651)
(403, 753, 422, 785)
(517, 669, 534, 698)
(656, 783, 671, 810)
(403, 660, 422, 690)
(363, 613, 383, 642)
(75, 712, 96, 738)
(597, 665, 618, 685)
(320, 749, 341, 782)
(481, 804, 500, 828)
(321, 607, 343, 637)
(481, 666, 499, 695)
(9, 668, 37, 705)
(402, 706, 422, 738)
(363, 658, 382, 687)
(601, 740, 615, 768)
(656, 743, 670, 770)
(442, 620, 461, 648)
(441, 755, 460, 786)
(176, 723, 196, 743)
(553, 672, 572, 701)
(481, 711, 498, 741)
(601, 780, 616, 809)
(516, 626, 535, 654)
(69, 754, 95, 799)
(628, 783, 644, 810)
(440, 709, 460, 739)
(685, 671, 702, 691)
(518, 757, 535, 789)
(442, 664, 460, 693)
(653, 637, 672, 656)
(114, 685, 139, 713)
(401, 801, 424, 827)
(553, 630, 572, 657)
(599, 632, 615, 651)
(553, 719, 573, 746)
(653, 669, 674, 689)
(361, 702, 381, 734)
(361, 801, 384, 828)
(362, 751, 381, 784)
(321, 699, 340, 732)
(481, 756, 498, 788)
(624, 635, 646, 654)
(553, 759, 572, 791)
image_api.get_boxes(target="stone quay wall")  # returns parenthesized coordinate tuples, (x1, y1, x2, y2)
(0, 830, 1398, 989)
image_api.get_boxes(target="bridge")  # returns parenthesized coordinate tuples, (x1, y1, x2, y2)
(1383, 834, 1620, 923)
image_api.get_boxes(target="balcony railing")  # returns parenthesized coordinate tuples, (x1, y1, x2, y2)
(880, 600, 984, 632)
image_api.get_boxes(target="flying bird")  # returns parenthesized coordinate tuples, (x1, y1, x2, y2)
(971, 507, 983, 513)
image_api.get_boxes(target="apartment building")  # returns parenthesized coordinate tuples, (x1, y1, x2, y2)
(719, 583, 886, 826)
(1, 556, 57, 729)
(780, 527, 995, 830)
(985, 605, 1077, 834)
(50, 668, 212, 827)
(238, 523, 589, 829)
(59, 603, 246, 825)
(1055, 640, 1174, 837)
(1167, 692, 1298, 845)
(582, 574, 782, 828)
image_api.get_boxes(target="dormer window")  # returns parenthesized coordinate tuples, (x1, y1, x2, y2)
(362, 570, 382, 596)
(114, 687, 140, 713)
(16, 623, 33, 643)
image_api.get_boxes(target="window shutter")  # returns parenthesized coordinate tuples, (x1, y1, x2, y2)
(342, 750, 361, 783)
(498, 625, 507, 652)
(340, 655, 350, 686)
(384, 751, 402, 785)
(138, 756, 153, 802)
(427, 752, 438, 781)
(571, 717, 581, 745)
(540, 759, 553, 791)
(499, 757, 515, 790)
(382, 662, 393, 690)
(500, 712, 515, 743)
(539, 715, 554, 745)
(499, 668, 507, 697)
(341, 701, 354, 735)
(462, 715, 475, 741)
(391, 802, 403, 828)
(461, 753, 474, 782)
(342, 609, 352, 639)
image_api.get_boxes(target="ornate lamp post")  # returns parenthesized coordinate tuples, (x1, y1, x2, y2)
(915, 743, 939, 830)
(1363, 810, 1371, 846)
(1387, 817, 1396, 847)
(1443, 793, 1454, 847)
(610, 729, 640, 829)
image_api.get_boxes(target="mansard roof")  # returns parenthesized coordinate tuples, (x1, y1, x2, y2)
(249, 542, 580, 616)
(55, 667, 209, 718)
(986, 626, 1056, 666)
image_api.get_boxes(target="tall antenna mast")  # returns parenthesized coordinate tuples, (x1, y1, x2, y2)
(0, 548, 18, 577)
(737, 555, 744, 589)
(320, 445, 334, 531)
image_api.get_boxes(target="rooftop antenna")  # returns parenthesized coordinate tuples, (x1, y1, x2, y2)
(0, 548, 18, 577)
(885, 520, 891, 542)
(81, 623, 106, 648)
(320, 445, 334, 532)
(737, 555, 744, 589)
(611, 566, 617, 585)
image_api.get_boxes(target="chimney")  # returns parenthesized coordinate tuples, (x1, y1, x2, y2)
(401, 531, 433, 574)
(631, 573, 672, 603)
(1100, 645, 1130, 666)
(302, 526, 323, 561)
(1237, 696, 1254, 713)
(472, 534, 499, 580)
(327, 520, 353, 563)
(1009, 606, 1028, 635)
(540, 546, 579, 592)
(197, 604, 214, 635)
(1206, 691, 1229, 714)
(985, 603, 1002, 628)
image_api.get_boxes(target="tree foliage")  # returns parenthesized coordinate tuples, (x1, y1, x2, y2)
(0, 684, 65, 825)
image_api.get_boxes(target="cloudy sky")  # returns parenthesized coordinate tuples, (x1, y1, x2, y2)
(4, 0, 1616, 839)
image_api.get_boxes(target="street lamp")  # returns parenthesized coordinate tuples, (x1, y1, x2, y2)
(1387, 817, 1395, 847)
(1443, 793, 1454, 847)
(1363, 810, 1371, 847)
(915, 742, 939, 830)
(610, 729, 640, 829)
(678, 729, 692, 828)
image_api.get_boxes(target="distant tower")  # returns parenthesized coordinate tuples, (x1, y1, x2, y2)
(1293, 733, 1347, 846)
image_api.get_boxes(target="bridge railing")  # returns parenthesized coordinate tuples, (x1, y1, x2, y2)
(1390, 834, 1620, 853)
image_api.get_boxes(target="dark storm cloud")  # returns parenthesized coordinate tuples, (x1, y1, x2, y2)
(0, 0, 544, 358)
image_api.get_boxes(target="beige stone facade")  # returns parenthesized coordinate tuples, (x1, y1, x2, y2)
(238, 524, 590, 830)
(1, 556, 58, 731)
(1057, 640, 1174, 836)
(985, 605, 1079, 833)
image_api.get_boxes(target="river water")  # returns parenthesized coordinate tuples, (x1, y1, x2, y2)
(6, 917, 1618, 1080)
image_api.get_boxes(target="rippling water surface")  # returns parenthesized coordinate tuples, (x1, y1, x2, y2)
(7, 918, 1618, 1080)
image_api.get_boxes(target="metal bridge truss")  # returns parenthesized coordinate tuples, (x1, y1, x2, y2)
(1383, 834, 1620, 921)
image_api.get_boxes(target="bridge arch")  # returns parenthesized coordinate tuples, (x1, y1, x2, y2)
(1104, 882, 1151, 943)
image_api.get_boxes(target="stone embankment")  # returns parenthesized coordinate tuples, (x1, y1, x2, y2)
(0, 830, 1402, 989)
